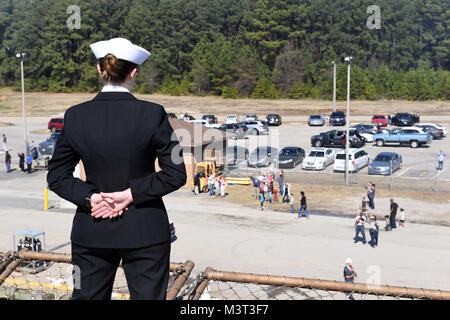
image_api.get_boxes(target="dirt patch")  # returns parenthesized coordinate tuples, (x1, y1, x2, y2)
(0, 88, 449, 118)
(219, 184, 450, 226)
(30, 128, 51, 135)
(0, 122, 14, 127)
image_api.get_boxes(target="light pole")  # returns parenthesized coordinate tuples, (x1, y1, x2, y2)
(344, 56, 353, 185)
(332, 61, 336, 113)
(16, 52, 28, 156)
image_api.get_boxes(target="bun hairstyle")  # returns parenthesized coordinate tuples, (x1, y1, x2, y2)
(99, 53, 137, 83)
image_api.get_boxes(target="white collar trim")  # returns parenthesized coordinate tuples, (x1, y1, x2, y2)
(101, 85, 130, 93)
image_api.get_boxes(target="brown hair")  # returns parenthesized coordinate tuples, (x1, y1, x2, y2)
(98, 53, 137, 83)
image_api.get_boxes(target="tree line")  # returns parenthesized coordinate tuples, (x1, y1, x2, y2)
(0, 0, 448, 100)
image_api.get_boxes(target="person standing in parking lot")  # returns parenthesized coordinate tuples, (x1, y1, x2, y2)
(353, 211, 367, 244)
(26, 153, 32, 174)
(18, 153, 25, 172)
(343, 258, 357, 300)
(297, 191, 310, 219)
(389, 199, 398, 229)
(208, 174, 215, 197)
(437, 150, 446, 171)
(2, 134, 7, 152)
(278, 170, 284, 196)
(367, 183, 375, 209)
(5, 151, 11, 173)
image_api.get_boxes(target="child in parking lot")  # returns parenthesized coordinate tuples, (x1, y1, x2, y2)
(384, 215, 392, 231)
(260, 192, 265, 211)
(399, 208, 405, 228)
(290, 195, 295, 213)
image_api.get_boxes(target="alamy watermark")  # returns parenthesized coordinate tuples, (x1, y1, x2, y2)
(67, 5, 81, 30)
(367, 5, 381, 30)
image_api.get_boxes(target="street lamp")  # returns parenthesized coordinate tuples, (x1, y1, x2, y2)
(16, 52, 28, 156)
(332, 61, 336, 113)
(343, 56, 353, 185)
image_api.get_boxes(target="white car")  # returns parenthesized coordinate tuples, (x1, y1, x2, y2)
(187, 119, 208, 126)
(420, 123, 447, 136)
(333, 148, 370, 173)
(225, 114, 239, 124)
(301, 147, 335, 170)
(242, 114, 257, 121)
(399, 126, 427, 134)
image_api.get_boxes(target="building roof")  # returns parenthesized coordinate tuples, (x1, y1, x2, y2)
(169, 118, 233, 148)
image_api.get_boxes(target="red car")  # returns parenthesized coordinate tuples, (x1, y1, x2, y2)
(48, 118, 64, 133)
(372, 115, 387, 127)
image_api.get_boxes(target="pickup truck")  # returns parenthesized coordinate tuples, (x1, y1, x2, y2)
(373, 128, 432, 148)
(311, 129, 365, 148)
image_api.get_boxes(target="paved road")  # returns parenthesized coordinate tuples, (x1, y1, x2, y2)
(0, 170, 449, 291)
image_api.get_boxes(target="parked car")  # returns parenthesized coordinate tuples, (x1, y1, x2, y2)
(333, 148, 370, 173)
(226, 146, 249, 165)
(308, 114, 324, 126)
(276, 147, 305, 168)
(241, 120, 269, 135)
(38, 133, 60, 156)
(368, 152, 402, 175)
(218, 123, 247, 139)
(266, 114, 282, 126)
(391, 113, 414, 126)
(373, 128, 432, 148)
(329, 111, 346, 126)
(242, 114, 257, 122)
(350, 123, 381, 135)
(372, 115, 387, 127)
(247, 146, 278, 167)
(202, 114, 217, 124)
(167, 112, 177, 119)
(301, 147, 335, 170)
(187, 119, 208, 126)
(48, 118, 64, 133)
(225, 114, 239, 124)
(418, 123, 447, 137)
(311, 129, 365, 148)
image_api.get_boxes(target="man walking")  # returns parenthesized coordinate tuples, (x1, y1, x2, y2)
(389, 199, 398, 229)
(343, 258, 357, 300)
(353, 211, 366, 244)
(297, 191, 310, 219)
(437, 150, 446, 171)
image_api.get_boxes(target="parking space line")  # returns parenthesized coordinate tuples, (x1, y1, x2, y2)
(397, 167, 411, 177)
(434, 167, 447, 177)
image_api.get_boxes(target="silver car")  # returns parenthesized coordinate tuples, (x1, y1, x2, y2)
(241, 120, 269, 135)
(247, 146, 278, 167)
(368, 152, 402, 175)
(308, 115, 324, 126)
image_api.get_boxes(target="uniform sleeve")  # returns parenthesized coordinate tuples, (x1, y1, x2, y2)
(47, 110, 96, 211)
(128, 107, 187, 206)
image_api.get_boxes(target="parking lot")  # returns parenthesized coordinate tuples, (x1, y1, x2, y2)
(1, 116, 449, 191)
(225, 122, 450, 189)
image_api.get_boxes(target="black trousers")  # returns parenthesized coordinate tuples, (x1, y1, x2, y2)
(71, 241, 170, 300)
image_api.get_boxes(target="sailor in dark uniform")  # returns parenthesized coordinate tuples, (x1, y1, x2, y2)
(47, 38, 187, 300)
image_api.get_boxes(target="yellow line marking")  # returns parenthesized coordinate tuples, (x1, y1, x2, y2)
(3, 279, 130, 299)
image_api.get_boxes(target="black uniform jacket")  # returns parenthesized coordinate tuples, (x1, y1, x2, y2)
(47, 92, 187, 248)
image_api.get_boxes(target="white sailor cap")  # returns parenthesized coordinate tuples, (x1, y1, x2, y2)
(89, 38, 150, 65)
(345, 258, 352, 264)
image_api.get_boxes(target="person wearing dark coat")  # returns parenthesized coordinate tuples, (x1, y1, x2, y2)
(47, 38, 186, 300)
(18, 153, 25, 172)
